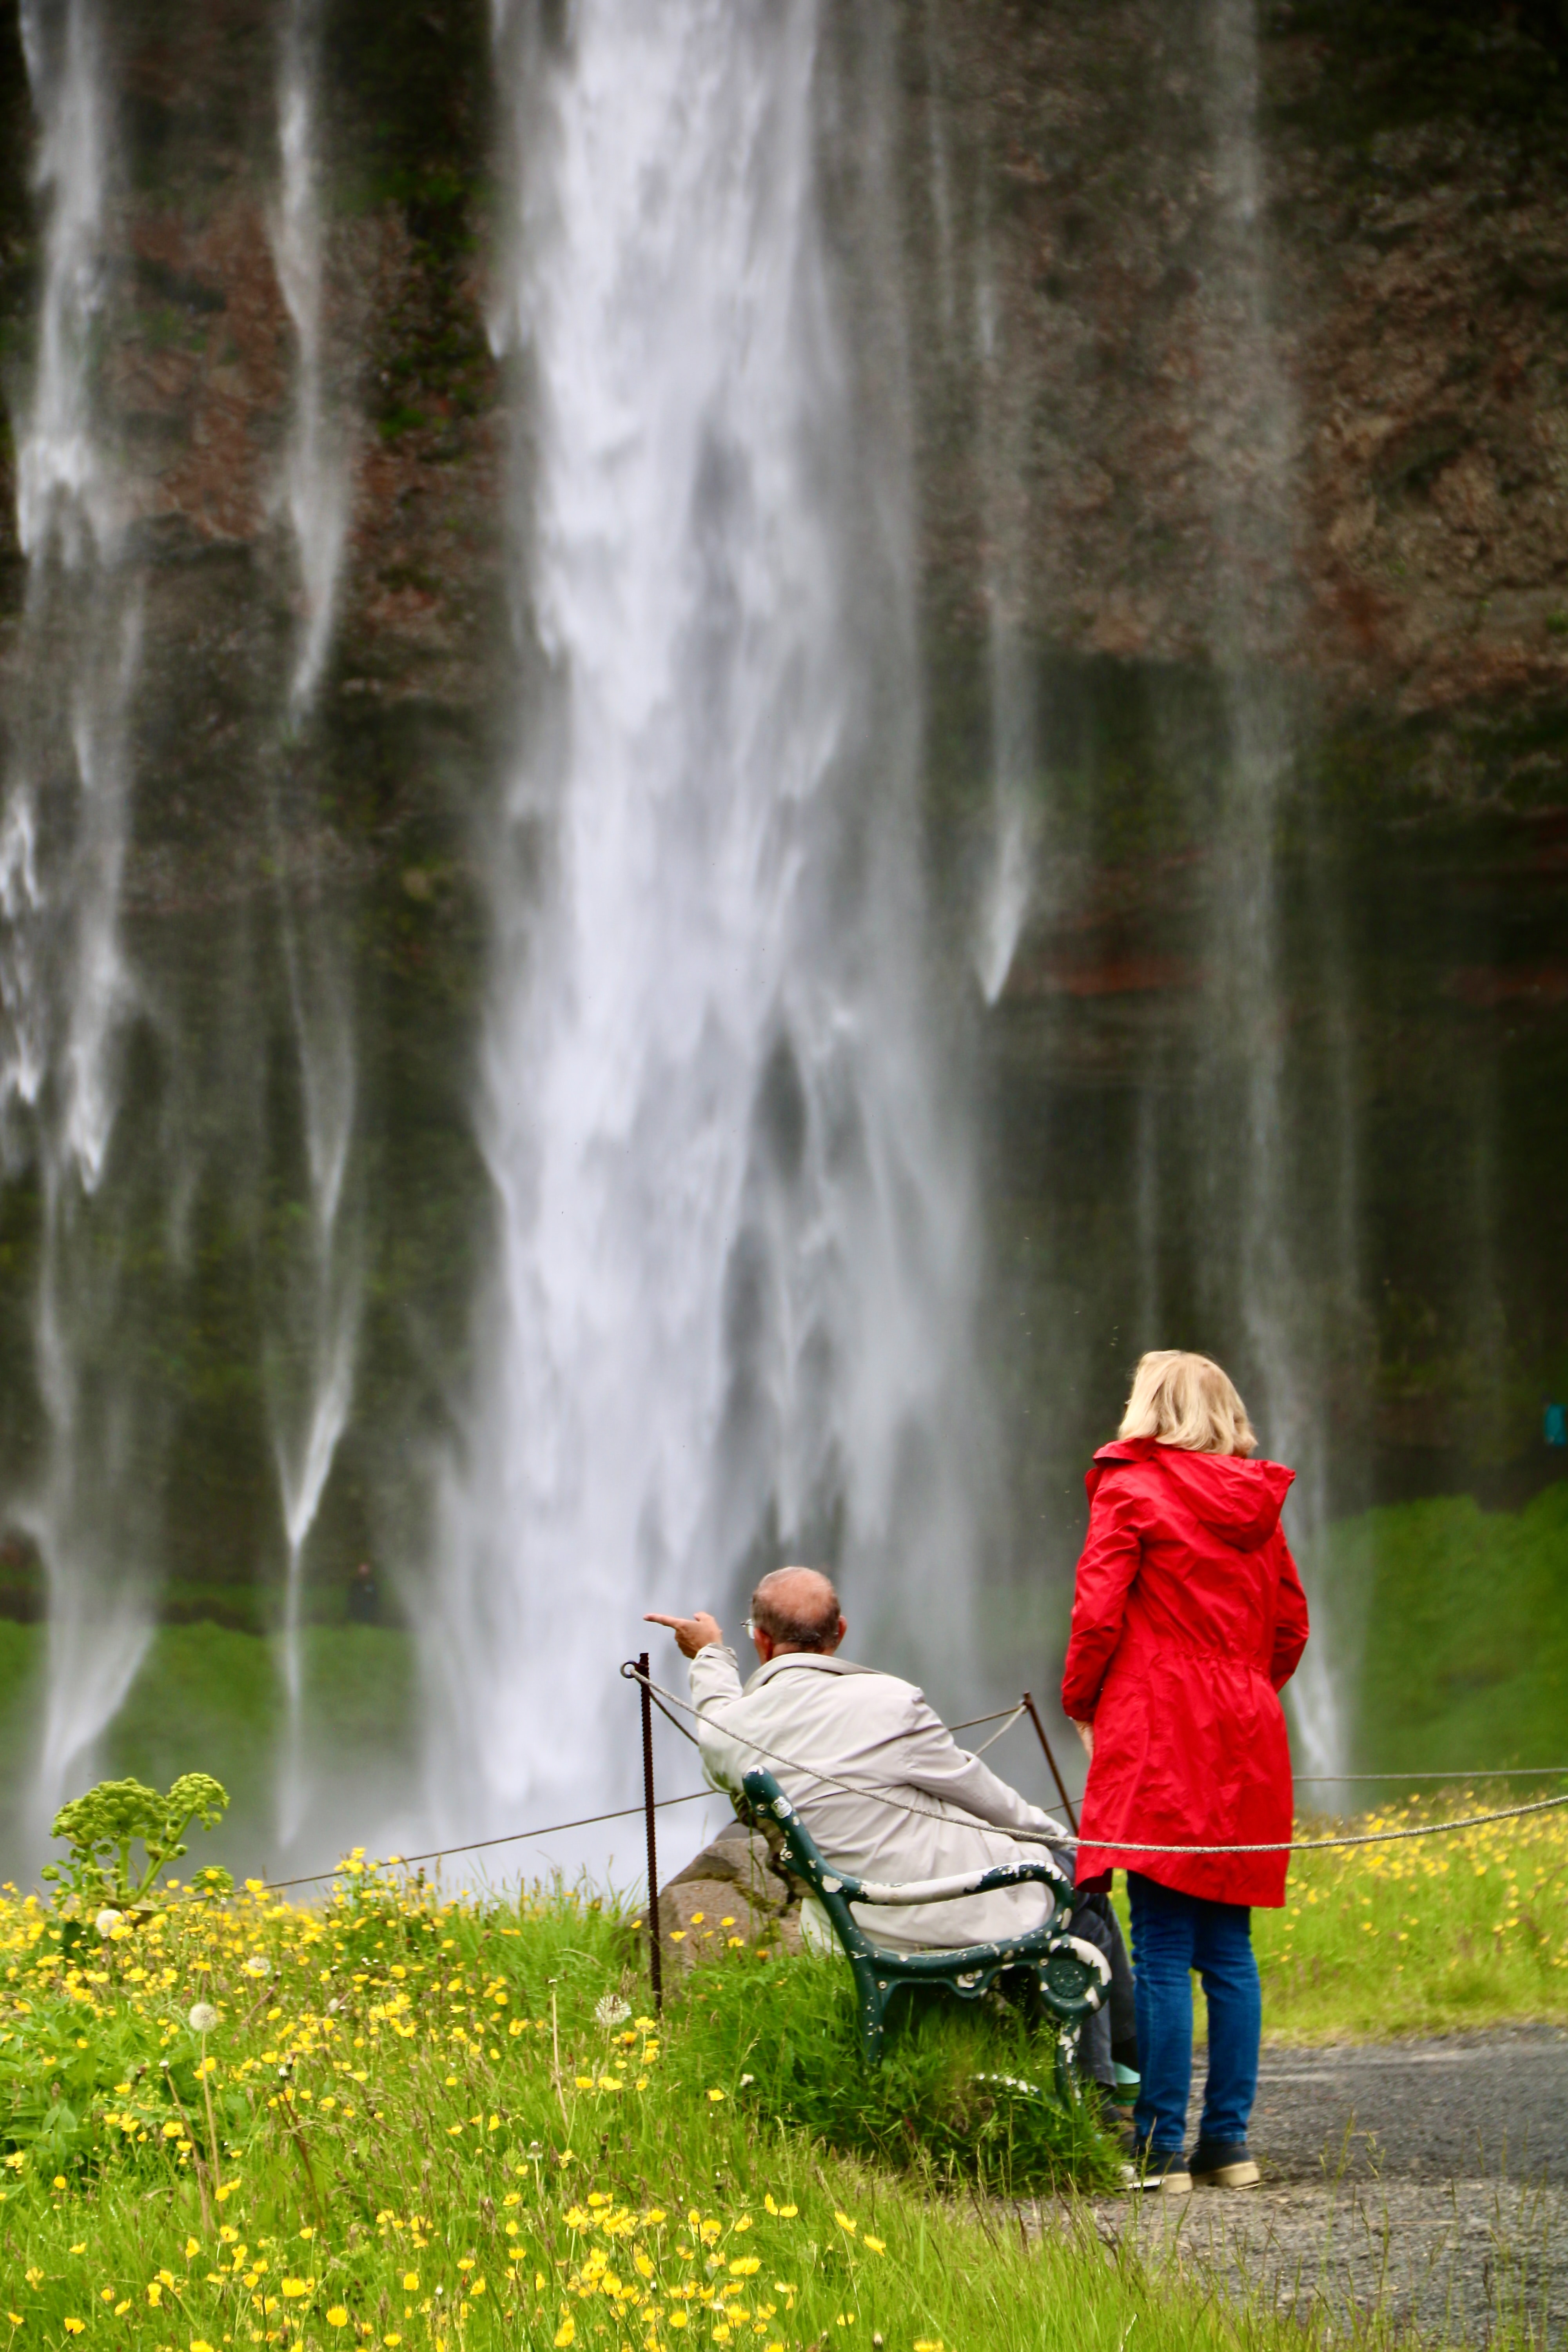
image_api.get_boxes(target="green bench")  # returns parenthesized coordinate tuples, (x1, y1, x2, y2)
(741, 1767, 1109, 2087)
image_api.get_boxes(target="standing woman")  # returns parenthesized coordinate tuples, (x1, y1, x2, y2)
(1061, 1350, 1309, 2193)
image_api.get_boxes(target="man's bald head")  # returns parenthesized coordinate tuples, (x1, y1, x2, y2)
(750, 1566, 843, 1655)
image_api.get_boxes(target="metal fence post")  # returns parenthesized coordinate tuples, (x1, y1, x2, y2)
(1022, 1690, 1080, 1834)
(636, 1650, 663, 2012)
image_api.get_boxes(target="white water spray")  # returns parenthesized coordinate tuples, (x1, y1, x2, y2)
(266, 0, 360, 1846)
(7, 0, 152, 1824)
(1198, 0, 1350, 1776)
(271, 0, 350, 715)
(426, 0, 982, 1840)
(972, 242, 1038, 1008)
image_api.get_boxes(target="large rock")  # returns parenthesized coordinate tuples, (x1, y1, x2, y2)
(653, 1829, 804, 1976)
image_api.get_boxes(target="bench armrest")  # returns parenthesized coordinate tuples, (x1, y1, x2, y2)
(847, 1861, 1067, 1905)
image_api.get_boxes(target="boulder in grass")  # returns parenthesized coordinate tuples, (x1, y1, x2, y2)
(658, 1878, 771, 1968)
(650, 1826, 804, 1973)
(664, 1826, 788, 1906)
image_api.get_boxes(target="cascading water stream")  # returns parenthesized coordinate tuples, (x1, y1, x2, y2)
(6, 0, 153, 1828)
(272, 0, 350, 721)
(971, 231, 1039, 1010)
(1196, 0, 1352, 1777)
(265, 0, 359, 1847)
(426, 0, 982, 1844)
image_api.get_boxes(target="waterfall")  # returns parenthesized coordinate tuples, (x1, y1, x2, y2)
(265, 0, 360, 1846)
(425, 0, 982, 1840)
(272, 0, 350, 719)
(972, 240, 1038, 1010)
(1195, 0, 1352, 1775)
(6, 0, 155, 1827)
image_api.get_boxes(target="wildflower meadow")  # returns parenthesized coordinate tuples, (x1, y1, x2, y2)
(4, 1783, 1567, 2352)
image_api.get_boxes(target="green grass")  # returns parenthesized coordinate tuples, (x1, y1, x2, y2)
(665, 1948, 1116, 2194)
(0, 1626, 418, 1867)
(1254, 1790, 1568, 2043)
(107, 1626, 416, 1802)
(1317, 1484, 1568, 1774)
(0, 1869, 1254, 2352)
(7, 1790, 1568, 2352)
(1111, 1787, 1568, 2049)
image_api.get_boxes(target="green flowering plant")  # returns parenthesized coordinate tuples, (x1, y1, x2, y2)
(42, 1773, 232, 1910)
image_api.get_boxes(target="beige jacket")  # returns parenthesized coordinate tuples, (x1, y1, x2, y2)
(688, 1645, 1068, 1956)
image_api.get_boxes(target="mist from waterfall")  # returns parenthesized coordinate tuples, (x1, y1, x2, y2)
(1194, 0, 1352, 1775)
(265, 0, 360, 1848)
(425, 0, 983, 1840)
(5, 0, 157, 1828)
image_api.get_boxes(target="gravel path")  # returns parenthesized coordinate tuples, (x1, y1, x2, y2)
(1026, 2030, 1568, 2343)
(1249, 2027, 1568, 2186)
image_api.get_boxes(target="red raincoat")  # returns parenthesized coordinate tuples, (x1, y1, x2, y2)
(1060, 1435, 1310, 1908)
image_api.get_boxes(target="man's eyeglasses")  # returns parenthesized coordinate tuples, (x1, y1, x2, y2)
(743, 1617, 758, 1639)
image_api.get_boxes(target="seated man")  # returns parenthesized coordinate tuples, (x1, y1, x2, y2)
(647, 1564, 1136, 2100)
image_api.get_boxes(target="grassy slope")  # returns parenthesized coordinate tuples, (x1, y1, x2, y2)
(1258, 1789, 1568, 2042)
(1, 1875, 1242, 2352)
(1322, 1483, 1568, 1773)
(0, 1625, 417, 1866)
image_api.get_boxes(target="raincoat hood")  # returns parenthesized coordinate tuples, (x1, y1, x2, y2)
(1088, 1435, 1294, 1551)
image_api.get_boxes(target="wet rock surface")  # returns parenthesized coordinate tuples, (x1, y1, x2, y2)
(914, 0, 1568, 780)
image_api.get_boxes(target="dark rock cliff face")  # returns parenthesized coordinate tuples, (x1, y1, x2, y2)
(908, 0, 1568, 797)
(0, 0, 503, 936)
(5, 1, 1567, 853)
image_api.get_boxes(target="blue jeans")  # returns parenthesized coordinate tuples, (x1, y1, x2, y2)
(1127, 1871, 1261, 2153)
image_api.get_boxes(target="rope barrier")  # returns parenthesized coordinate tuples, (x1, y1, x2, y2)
(1082, 1790, 1568, 1857)
(1294, 1767, 1568, 1783)
(229, 1689, 1040, 1898)
(244, 1671, 1568, 1901)
(641, 1676, 1024, 1753)
(969, 1703, 1027, 1757)
(258, 1787, 715, 1894)
(621, 1663, 1568, 1857)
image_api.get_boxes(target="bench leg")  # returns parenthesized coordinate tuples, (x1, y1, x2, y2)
(1053, 2027, 1082, 2112)
(850, 1956, 887, 2067)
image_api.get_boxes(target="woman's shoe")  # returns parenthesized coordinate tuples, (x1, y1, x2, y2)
(1122, 2147, 1192, 2194)
(1189, 2140, 1260, 2189)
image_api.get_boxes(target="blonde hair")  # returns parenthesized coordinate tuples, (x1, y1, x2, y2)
(1118, 1350, 1257, 1457)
